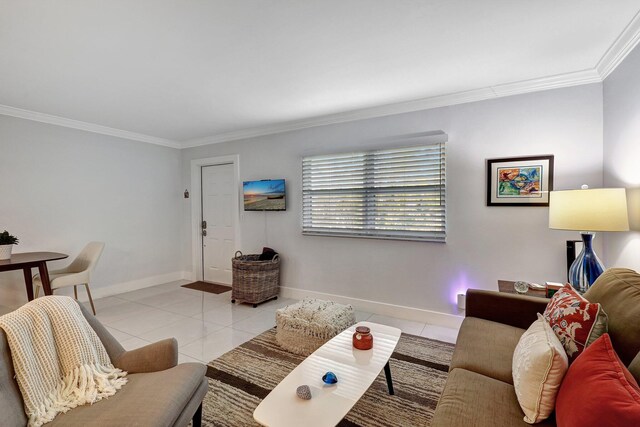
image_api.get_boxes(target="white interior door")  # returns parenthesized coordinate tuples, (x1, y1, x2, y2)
(201, 163, 236, 284)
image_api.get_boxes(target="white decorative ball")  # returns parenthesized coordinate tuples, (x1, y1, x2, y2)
(296, 385, 312, 400)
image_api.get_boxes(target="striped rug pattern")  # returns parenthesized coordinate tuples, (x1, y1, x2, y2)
(201, 328, 454, 426)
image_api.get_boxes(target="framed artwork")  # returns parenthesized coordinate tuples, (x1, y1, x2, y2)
(486, 155, 554, 206)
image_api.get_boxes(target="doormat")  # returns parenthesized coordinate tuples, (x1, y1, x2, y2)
(201, 328, 454, 426)
(181, 281, 232, 294)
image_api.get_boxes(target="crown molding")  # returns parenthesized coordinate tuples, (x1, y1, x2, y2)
(4, 11, 639, 150)
(491, 69, 601, 97)
(0, 67, 611, 151)
(180, 12, 640, 149)
(0, 104, 181, 149)
(597, 10, 640, 80)
(181, 68, 602, 148)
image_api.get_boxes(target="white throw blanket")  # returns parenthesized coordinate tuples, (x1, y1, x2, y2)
(0, 296, 127, 427)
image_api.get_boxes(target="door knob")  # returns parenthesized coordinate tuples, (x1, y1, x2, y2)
(201, 220, 207, 229)
(202, 229, 207, 236)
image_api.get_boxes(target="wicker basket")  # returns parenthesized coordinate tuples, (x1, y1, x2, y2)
(231, 251, 280, 307)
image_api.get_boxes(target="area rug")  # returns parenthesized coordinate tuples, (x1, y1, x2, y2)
(201, 328, 454, 426)
(181, 281, 231, 294)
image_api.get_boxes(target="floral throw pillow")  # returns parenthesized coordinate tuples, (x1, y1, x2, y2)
(543, 284, 608, 362)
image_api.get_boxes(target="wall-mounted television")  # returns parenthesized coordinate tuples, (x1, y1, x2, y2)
(243, 179, 286, 211)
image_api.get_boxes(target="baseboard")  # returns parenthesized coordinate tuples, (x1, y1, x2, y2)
(3, 271, 195, 309)
(5, 270, 464, 329)
(74, 271, 189, 302)
(279, 286, 464, 329)
(181, 270, 195, 282)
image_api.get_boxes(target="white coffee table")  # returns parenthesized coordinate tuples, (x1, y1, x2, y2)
(253, 321, 402, 427)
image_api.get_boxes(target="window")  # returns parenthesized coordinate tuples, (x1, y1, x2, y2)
(302, 142, 446, 242)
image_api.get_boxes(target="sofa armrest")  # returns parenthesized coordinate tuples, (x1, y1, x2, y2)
(113, 338, 178, 374)
(629, 351, 640, 383)
(465, 289, 550, 330)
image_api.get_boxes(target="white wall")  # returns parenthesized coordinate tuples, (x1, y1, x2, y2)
(603, 43, 640, 272)
(0, 115, 184, 307)
(182, 84, 604, 316)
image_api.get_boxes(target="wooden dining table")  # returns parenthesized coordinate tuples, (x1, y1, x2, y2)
(0, 252, 69, 301)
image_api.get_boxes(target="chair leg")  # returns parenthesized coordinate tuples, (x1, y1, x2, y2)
(35, 285, 54, 298)
(192, 403, 203, 427)
(73, 285, 78, 300)
(84, 284, 96, 315)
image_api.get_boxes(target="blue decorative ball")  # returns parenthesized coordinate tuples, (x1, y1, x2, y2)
(322, 371, 338, 384)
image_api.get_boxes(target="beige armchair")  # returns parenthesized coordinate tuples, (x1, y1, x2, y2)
(34, 242, 104, 314)
(0, 302, 208, 427)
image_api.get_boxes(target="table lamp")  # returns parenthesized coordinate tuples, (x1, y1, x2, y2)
(549, 185, 629, 293)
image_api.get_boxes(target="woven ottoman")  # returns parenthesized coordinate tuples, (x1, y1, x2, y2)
(275, 299, 356, 356)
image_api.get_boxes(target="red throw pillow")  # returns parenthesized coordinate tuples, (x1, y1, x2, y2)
(556, 334, 640, 426)
(543, 284, 607, 362)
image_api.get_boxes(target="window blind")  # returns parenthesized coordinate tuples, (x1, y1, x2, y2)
(302, 143, 446, 242)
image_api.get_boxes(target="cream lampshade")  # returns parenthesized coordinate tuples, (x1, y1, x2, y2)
(549, 186, 629, 293)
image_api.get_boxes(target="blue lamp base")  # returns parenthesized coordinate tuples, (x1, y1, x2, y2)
(568, 232, 604, 294)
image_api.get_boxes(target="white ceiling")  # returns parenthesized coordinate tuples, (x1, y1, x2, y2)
(1, 1, 639, 148)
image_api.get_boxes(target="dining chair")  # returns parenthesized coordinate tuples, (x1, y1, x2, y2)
(34, 242, 105, 314)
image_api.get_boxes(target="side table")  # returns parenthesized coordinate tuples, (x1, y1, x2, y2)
(498, 280, 548, 299)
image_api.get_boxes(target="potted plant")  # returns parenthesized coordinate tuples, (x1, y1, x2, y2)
(0, 230, 19, 260)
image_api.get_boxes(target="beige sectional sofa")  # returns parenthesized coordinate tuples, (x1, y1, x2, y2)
(432, 268, 640, 426)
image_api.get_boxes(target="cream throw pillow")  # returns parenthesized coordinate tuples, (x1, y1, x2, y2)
(512, 314, 569, 424)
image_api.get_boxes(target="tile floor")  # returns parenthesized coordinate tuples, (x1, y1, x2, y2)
(4, 280, 460, 364)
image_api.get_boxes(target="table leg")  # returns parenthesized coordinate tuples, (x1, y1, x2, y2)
(22, 268, 34, 301)
(384, 361, 395, 395)
(38, 262, 53, 296)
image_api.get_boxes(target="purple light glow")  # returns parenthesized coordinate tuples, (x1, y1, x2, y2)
(450, 271, 476, 305)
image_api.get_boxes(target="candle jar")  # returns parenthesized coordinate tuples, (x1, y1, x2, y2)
(352, 326, 373, 350)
